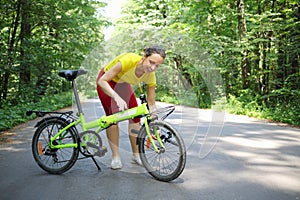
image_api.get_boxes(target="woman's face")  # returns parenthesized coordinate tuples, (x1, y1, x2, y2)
(142, 53, 164, 73)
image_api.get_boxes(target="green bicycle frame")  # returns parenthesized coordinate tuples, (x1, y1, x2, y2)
(49, 102, 165, 152)
(82, 102, 149, 131)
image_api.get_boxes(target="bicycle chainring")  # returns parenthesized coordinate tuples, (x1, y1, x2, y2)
(79, 130, 107, 157)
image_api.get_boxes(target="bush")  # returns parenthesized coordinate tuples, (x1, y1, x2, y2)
(0, 92, 72, 132)
(226, 93, 300, 127)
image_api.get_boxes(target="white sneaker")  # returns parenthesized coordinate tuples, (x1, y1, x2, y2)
(131, 155, 143, 166)
(111, 157, 122, 169)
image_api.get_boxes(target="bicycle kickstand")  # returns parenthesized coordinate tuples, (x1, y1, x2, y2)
(91, 156, 101, 171)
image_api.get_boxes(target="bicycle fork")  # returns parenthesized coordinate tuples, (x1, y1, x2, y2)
(144, 119, 166, 153)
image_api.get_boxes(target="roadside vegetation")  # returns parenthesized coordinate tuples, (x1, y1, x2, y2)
(0, 0, 299, 131)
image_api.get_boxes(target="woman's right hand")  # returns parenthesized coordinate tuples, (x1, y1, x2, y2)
(113, 94, 128, 111)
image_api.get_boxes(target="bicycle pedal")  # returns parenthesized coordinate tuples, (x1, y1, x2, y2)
(95, 146, 107, 157)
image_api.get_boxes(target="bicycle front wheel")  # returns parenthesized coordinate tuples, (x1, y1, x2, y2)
(138, 120, 186, 182)
(32, 117, 79, 174)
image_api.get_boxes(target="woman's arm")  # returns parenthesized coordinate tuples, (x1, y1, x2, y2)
(147, 85, 157, 113)
(97, 63, 128, 110)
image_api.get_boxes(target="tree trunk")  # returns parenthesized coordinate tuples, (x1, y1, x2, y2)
(19, 0, 31, 93)
(173, 56, 192, 89)
(289, 3, 300, 90)
(0, 72, 10, 103)
(237, 0, 250, 89)
(0, 0, 21, 102)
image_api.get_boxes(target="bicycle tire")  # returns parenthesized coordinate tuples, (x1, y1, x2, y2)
(138, 120, 186, 182)
(32, 117, 79, 174)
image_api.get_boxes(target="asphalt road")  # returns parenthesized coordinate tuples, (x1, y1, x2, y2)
(0, 99, 299, 200)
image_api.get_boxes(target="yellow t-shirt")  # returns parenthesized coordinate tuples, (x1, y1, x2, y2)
(103, 53, 156, 87)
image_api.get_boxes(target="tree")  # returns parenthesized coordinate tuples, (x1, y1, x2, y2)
(237, 0, 250, 89)
(0, 0, 108, 105)
(108, 0, 299, 125)
(19, 0, 31, 94)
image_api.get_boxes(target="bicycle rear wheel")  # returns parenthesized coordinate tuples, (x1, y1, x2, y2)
(32, 117, 79, 174)
(138, 120, 186, 182)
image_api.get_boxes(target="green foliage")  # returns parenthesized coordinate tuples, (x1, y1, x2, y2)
(0, 0, 108, 105)
(226, 93, 263, 118)
(226, 92, 300, 126)
(0, 0, 109, 131)
(262, 103, 300, 126)
(113, 0, 299, 126)
(1, 0, 299, 131)
(0, 92, 72, 131)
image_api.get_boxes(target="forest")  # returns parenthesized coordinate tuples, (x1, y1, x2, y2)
(0, 0, 299, 131)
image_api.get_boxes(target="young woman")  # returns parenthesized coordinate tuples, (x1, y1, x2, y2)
(96, 46, 166, 169)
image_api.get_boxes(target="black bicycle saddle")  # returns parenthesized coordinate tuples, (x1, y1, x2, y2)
(58, 69, 87, 81)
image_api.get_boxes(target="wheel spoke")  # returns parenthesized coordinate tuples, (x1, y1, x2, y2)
(32, 118, 79, 174)
(139, 120, 186, 182)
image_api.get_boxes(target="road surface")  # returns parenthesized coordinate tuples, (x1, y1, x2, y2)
(0, 99, 299, 200)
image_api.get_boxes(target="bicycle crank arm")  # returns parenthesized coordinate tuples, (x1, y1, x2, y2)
(86, 142, 107, 157)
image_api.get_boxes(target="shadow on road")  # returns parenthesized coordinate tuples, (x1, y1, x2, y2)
(0, 100, 299, 200)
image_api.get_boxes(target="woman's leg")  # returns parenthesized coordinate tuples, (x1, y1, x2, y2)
(129, 122, 142, 165)
(115, 83, 142, 165)
(128, 122, 140, 155)
(96, 69, 122, 169)
(106, 124, 122, 169)
(106, 124, 120, 158)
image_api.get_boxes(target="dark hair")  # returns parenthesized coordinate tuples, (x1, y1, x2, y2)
(144, 45, 166, 59)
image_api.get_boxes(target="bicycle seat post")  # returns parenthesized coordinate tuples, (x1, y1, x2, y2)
(72, 80, 83, 114)
(58, 69, 87, 115)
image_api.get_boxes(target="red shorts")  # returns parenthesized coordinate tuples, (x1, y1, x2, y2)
(96, 68, 140, 123)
